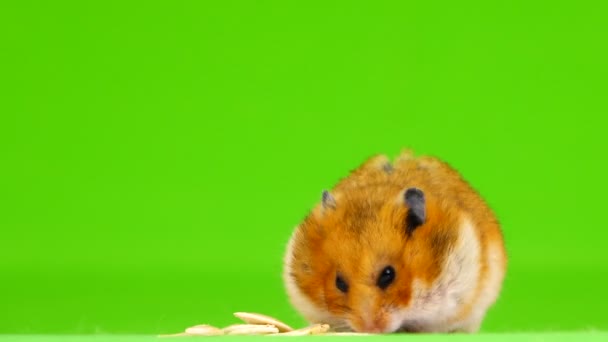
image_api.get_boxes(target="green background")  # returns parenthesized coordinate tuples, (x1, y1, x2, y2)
(1, 0, 607, 337)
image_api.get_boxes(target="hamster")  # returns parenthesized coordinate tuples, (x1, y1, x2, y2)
(283, 150, 506, 333)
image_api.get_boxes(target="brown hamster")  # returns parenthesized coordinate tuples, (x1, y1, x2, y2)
(283, 150, 506, 333)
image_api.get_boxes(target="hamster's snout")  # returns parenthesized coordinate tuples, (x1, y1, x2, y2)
(350, 311, 395, 334)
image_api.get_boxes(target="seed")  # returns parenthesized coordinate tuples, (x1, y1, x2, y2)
(233, 312, 294, 332)
(224, 324, 279, 335)
(267, 323, 330, 336)
(184, 324, 224, 336)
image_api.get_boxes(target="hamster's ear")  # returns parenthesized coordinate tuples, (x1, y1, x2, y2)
(404, 187, 425, 234)
(322, 190, 337, 210)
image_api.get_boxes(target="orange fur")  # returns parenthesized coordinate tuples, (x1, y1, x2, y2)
(284, 150, 507, 333)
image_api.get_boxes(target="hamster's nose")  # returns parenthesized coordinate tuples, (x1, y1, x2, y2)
(363, 324, 383, 333)
(355, 316, 388, 333)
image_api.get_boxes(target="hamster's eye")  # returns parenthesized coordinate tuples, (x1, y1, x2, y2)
(335, 275, 349, 293)
(377, 266, 396, 289)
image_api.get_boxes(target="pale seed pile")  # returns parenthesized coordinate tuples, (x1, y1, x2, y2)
(159, 312, 371, 337)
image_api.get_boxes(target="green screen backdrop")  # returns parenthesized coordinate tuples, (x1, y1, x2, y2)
(1, 0, 607, 335)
